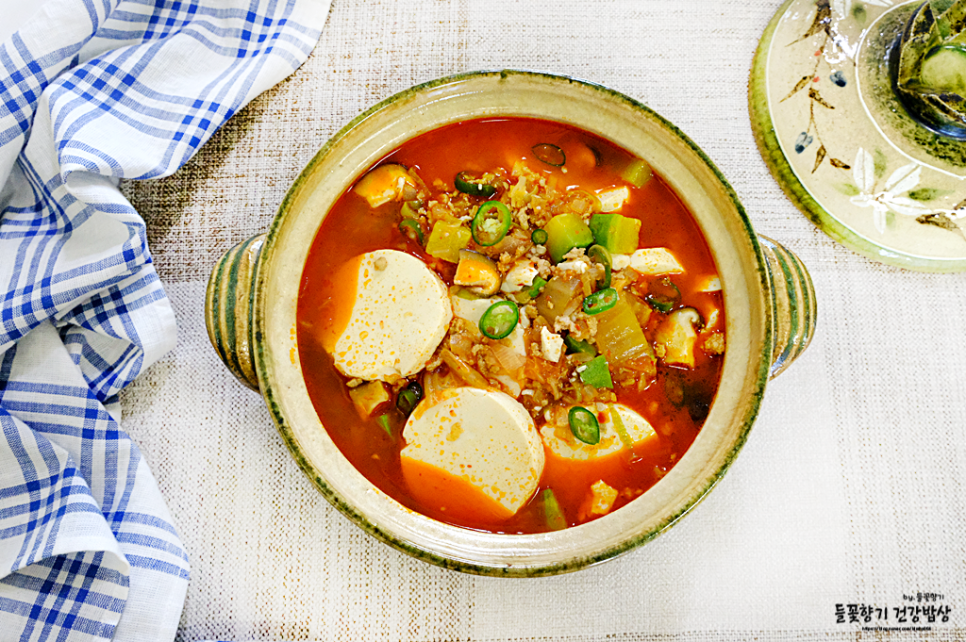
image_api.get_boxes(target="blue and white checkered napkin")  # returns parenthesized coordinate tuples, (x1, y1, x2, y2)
(0, 0, 327, 639)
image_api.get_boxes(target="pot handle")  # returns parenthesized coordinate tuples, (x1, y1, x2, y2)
(758, 236, 816, 379)
(205, 234, 266, 392)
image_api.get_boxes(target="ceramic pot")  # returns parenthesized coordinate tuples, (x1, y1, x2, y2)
(204, 70, 816, 576)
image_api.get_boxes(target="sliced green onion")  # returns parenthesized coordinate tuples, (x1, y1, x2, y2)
(527, 276, 548, 299)
(569, 406, 600, 445)
(399, 218, 424, 245)
(532, 143, 566, 167)
(377, 413, 392, 437)
(582, 287, 618, 315)
(396, 381, 424, 416)
(586, 244, 612, 290)
(454, 171, 496, 198)
(531, 228, 548, 245)
(646, 277, 681, 313)
(471, 200, 512, 247)
(479, 300, 519, 339)
(542, 489, 567, 531)
(578, 355, 613, 389)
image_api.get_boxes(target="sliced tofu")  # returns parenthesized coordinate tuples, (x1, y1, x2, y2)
(540, 403, 657, 462)
(597, 186, 630, 213)
(540, 327, 565, 363)
(500, 260, 539, 293)
(611, 254, 632, 271)
(629, 248, 684, 275)
(401, 387, 545, 520)
(325, 250, 452, 381)
(698, 275, 722, 292)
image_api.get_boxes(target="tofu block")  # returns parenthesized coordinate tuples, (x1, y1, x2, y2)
(629, 248, 684, 275)
(401, 388, 545, 519)
(540, 404, 657, 462)
(325, 250, 452, 381)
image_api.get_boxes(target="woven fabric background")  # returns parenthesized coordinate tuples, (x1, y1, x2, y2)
(118, 0, 966, 639)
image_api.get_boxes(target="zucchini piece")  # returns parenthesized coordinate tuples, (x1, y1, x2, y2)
(544, 213, 594, 263)
(620, 158, 653, 188)
(589, 214, 641, 255)
(425, 220, 471, 262)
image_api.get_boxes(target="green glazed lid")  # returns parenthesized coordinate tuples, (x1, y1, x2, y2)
(750, 0, 966, 272)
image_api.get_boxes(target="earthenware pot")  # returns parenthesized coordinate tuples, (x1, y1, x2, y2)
(205, 70, 816, 576)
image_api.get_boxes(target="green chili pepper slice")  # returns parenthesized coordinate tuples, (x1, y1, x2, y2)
(472, 200, 512, 247)
(568, 406, 600, 445)
(586, 244, 612, 290)
(399, 218, 424, 245)
(479, 300, 519, 339)
(532, 143, 566, 167)
(531, 228, 548, 245)
(645, 277, 680, 313)
(454, 172, 496, 198)
(582, 287, 618, 315)
(395, 381, 424, 416)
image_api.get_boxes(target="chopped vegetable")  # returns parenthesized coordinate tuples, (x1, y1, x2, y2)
(425, 220, 471, 262)
(348, 381, 390, 418)
(630, 248, 684, 275)
(353, 163, 419, 207)
(440, 348, 492, 389)
(454, 171, 496, 198)
(532, 143, 566, 167)
(543, 489, 568, 531)
(479, 300, 519, 340)
(454, 250, 502, 296)
(544, 213, 594, 263)
(582, 287, 619, 315)
(589, 214, 641, 255)
(578, 356, 613, 389)
(586, 244, 612, 290)
(398, 218, 424, 245)
(645, 277, 681, 313)
(569, 406, 600, 445)
(564, 333, 597, 357)
(527, 276, 548, 298)
(531, 228, 548, 245)
(535, 277, 581, 323)
(376, 413, 393, 437)
(654, 307, 703, 367)
(620, 158, 653, 188)
(472, 200, 513, 246)
(396, 381, 424, 416)
(594, 299, 653, 364)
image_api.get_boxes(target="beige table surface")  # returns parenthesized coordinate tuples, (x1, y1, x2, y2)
(103, 0, 966, 639)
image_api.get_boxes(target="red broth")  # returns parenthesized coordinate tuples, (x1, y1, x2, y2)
(297, 118, 724, 534)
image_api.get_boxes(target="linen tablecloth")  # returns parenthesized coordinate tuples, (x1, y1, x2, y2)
(0, 0, 327, 639)
(77, 0, 966, 638)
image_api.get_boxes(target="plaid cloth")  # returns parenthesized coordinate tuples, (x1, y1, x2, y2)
(0, 0, 326, 639)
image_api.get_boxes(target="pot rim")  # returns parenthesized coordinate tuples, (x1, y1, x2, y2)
(251, 69, 774, 576)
